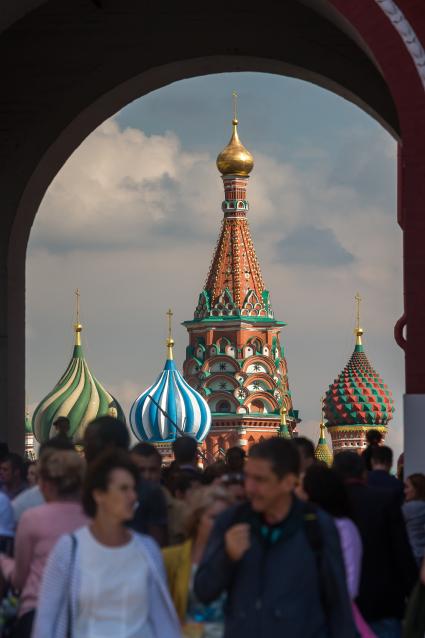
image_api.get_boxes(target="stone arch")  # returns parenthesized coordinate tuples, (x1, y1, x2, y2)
(0, 1, 423, 474)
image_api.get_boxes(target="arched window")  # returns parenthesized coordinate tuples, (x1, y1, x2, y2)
(250, 399, 265, 414)
(217, 400, 231, 413)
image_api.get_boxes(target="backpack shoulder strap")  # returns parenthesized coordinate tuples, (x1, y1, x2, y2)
(67, 533, 77, 638)
(302, 503, 331, 618)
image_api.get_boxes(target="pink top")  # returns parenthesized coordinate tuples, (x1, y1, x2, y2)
(0, 501, 87, 616)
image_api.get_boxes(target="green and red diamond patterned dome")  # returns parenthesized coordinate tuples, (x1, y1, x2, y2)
(323, 340, 394, 428)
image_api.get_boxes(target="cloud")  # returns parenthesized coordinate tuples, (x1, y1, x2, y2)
(275, 226, 355, 267)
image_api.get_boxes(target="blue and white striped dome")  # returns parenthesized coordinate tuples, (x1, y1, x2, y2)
(130, 355, 211, 444)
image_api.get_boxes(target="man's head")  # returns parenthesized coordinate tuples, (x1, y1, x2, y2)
(0, 453, 26, 488)
(130, 442, 162, 483)
(245, 438, 300, 513)
(53, 416, 70, 436)
(292, 436, 315, 472)
(371, 445, 393, 472)
(83, 417, 129, 463)
(225, 447, 246, 473)
(366, 429, 383, 446)
(172, 436, 198, 467)
(333, 451, 366, 482)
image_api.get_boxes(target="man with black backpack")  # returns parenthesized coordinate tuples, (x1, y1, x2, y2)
(194, 438, 357, 638)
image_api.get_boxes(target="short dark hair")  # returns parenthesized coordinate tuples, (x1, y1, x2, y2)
(1, 453, 26, 479)
(333, 451, 366, 481)
(371, 445, 393, 467)
(292, 437, 315, 460)
(303, 465, 351, 518)
(172, 436, 198, 465)
(131, 442, 161, 464)
(82, 450, 139, 518)
(83, 417, 130, 463)
(225, 447, 246, 472)
(366, 429, 383, 445)
(249, 438, 300, 479)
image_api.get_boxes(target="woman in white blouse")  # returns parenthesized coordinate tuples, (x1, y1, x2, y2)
(33, 449, 181, 638)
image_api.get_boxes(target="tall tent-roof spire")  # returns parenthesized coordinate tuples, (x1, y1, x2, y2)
(32, 290, 125, 443)
(193, 94, 275, 321)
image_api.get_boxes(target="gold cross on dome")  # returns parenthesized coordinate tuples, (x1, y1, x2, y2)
(232, 90, 238, 122)
(75, 288, 80, 324)
(166, 308, 173, 340)
(355, 292, 362, 331)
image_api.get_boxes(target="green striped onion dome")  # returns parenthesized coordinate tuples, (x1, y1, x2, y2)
(323, 329, 394, 428)
(314, 421, 333, 467)
(32, 323, 125, 443)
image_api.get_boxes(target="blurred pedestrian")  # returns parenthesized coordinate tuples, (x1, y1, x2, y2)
(303, 464, 376, 638)
(362, 429, 383, 472)
(225, 447, 246, 474)
(163, 485, 232, 637)
(83, 416, 168, 546)
(195, 438, 357, 638)
(334, 451, 417, 638)
(368, 446, 404, 504)
(402, 473, 425, 565)
(292, 436, 315, 473)
(131, 442, 187, 545)
(33, 450, 180, 638)
(25, 462, 38, 488)
(0, 449, 86, 638)
(0, 454, 27, 500)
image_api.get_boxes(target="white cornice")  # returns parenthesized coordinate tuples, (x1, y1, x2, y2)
(375, 0, 425, 90)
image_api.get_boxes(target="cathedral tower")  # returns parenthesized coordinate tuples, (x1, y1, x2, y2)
(183, 98, 298, 460)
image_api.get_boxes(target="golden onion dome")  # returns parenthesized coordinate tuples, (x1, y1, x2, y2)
(216, 119, 254, 176)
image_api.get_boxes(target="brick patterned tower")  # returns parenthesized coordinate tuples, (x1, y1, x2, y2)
(183, 101, 299, 461)
(323, 295, 394, 454)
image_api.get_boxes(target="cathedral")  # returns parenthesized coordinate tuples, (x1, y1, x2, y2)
(29, 106, 395, 462)
(182, 112, 299, 461)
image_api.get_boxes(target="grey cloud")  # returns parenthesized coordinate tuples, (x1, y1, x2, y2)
(275, 226, 355, 267)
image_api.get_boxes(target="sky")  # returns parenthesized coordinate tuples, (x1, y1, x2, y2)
(26, 72, 402, 455)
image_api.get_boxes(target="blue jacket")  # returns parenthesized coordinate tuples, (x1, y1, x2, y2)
(194, 498, 357, 638)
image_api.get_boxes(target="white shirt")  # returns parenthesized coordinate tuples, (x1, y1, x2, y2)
(74, 526, 154, 638)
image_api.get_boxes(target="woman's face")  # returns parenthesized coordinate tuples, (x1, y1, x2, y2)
(198, 499, 228, 541)
(404, 478, 416, 502)
(27, 464, 38, 486)
(94, 468, 138, 522)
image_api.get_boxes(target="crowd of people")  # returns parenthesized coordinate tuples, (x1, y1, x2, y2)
(0, 418, 423, 638)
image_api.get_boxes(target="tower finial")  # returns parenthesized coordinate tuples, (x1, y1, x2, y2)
(232, 90, 238, 125)
(278, 402, 291, 439)
(166, 308, 175, 360)
(320, 396, 326, 438)
(354, 292, 364, 346)
(74, 289, 82, 346)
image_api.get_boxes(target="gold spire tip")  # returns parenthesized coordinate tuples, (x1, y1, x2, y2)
(166, 308, 174, 359)
(354, 292, 364, 345)
(74, 289, 82, 345)
(232, 90, 238, 125)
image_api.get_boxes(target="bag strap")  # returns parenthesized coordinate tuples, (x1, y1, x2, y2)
(66, 534, 77, 638)
(302, 503, 331, 619)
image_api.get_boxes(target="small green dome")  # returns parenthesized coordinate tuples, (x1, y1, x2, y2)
(32, 324, 125, 443)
